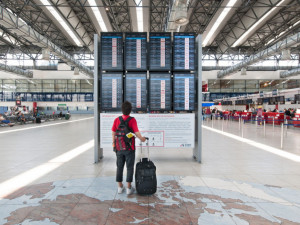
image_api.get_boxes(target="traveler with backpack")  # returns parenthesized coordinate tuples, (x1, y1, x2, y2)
(111, 101, 146, 195)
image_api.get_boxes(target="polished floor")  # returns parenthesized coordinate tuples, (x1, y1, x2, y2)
(0, 115, 300, 224)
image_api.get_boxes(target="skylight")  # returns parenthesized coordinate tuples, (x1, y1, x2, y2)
(135, 0, 143, 32)
(40, 0, 82, 46)
(88, 0, 108, 32)
(232, 0, 286, 47)
(203, 0, 238, 47)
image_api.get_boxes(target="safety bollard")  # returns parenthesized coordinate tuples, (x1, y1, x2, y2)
(239, 117, 241, 131)
(242, 119, 244, 138)
(264, 120, 266, 137)
(285, 119, 288, 136)
(256, 118, 258, 127)
(273, 118, 275, 130)
(211, 115, 213, 128)
(281, 123, 284, 149)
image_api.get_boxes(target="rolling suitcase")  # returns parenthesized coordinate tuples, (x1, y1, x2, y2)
(135, 138, 157, 195)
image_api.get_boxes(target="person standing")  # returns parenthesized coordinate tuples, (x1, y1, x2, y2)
(111, 101, 146, 195)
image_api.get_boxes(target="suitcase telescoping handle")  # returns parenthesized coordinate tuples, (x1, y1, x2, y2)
(140, 137, 149, 161)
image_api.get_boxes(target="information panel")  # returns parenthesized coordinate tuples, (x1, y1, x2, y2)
(173, 73, 195, 111)
(101, 32, 123, 71)
(173, 32, 195, 71)
(100, 113, 195, 148)
(101, 73, 123, 111)
(125, 32, 147, 71)
(149, 33, 171, 71)
(149, 73, 172, 111)
(125, 73, 147, 111)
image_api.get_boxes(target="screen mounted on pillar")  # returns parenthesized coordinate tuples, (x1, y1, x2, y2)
(173, 33, 195, 71)
(173, 73, 195, 111)
(101, 32, 123, 71)
(101, 73, 123, 111)
(125, 32, 147, 71)
(149, 73, 172, 111)
(125, 73, 147, 111)
(149, 32, 172, 71)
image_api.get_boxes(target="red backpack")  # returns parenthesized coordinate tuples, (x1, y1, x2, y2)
(115, 116, 135, 151)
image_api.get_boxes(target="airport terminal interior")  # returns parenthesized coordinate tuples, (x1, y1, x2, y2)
(0, 0, 300, 224)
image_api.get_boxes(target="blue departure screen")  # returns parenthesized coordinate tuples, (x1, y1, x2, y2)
(125, 73, 147, 111)
(149, 73, 172, 111)
(173, 73, 195, 111)
(149, 33, 171, 71)
(125, 33, 147, 71)
(173, 33, 195, 71)
(101, 73, 123, 110)
(101, 33, 123, 71)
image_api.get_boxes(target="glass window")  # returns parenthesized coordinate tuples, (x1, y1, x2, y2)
(28, 80, 42, 92)
(284, 80, 299, 89)
(208, 80, 220, 89)
(2, 80, 16, 92)
(234, 80, 245, 89)
(16, 80, 29, 92)
(246, 80, 259, 89)
(220, 80, 233, 89)
(80, 79, 93, 92)
(55, 80, 67, 92)
(43, 80, 55, 92)
(67, 80, 76, 92)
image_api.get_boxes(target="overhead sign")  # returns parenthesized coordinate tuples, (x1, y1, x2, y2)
(100, 113, 195, 148)
(272, 89, 278, 96)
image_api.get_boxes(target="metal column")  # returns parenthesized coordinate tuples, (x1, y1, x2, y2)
(194, 35, 202, 163)
(94, 34, 103, 163)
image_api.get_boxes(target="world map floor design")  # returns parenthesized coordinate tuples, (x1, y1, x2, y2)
(0, 176, 300, 225)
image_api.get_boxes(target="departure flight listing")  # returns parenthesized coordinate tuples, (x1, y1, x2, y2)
(125, 33, 147, 71)
(149, 33, 171, 71)
(173, 73, 195, 111)
(173, 33, 195, 71)
(101, 73, 123, 110)
(125, 73, 147, 111)
(101, 33, 123, 71)
(150, 73, 172, 111)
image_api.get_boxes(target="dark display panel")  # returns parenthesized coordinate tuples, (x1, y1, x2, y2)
(173, 73, 195, 111)
(101, 33, 123, 71)
(149, 73, 172, 111)
(276, 96, 285, 104)
(149, 33, 171, 71)
(125, 73, 147, 111)
(125, 32, 147, 71)
(101, 73, 123, 111)
(257, 98, 263, 105)
(295, 94, 300, 102)
(173, 33, 195, 71)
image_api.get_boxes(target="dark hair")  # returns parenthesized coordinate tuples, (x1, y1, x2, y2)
(122, 101, 132, 115)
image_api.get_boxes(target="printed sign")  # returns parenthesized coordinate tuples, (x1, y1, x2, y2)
(136, 39, 141, 68)
(160, 38, 165, 67)
(184, 38, 189, 69)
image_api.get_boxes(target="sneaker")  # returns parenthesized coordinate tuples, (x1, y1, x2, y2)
(126, 187, 135, 195)
(118, 186, 125, 194)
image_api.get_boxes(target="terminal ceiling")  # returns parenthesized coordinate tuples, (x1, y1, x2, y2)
(0, 0, 299, 62)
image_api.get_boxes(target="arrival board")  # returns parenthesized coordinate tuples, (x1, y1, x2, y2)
(173, 73, 195, 111)
(125, 32, 147, 71)
(101, 73, 123, 111)
(149, 73, 172, 111)
(125, 73, 147, 111)
(149, 33, 171, 71)
(101, 32, 123, 71)
(173, 33, 195, 71)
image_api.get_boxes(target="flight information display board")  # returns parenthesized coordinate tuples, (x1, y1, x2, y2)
(149, 73, 172, 111)
(125, 73, 147, 111)
(173, 33, 195, 71)
(101, 73, 123, 111)
(101, 33, 123, 71)
(125, 32, 147, 71)
(173, 73, 195, 111)
(149, 33, 171, 71)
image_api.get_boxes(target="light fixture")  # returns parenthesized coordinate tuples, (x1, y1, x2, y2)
(241, 67, 247, 75)
(203, 0, 238, 47)
(232, 0, 286, 47)
(88, 0, 108, 32)
(134, 0, 143, 32)
(42, 48, 50, 60)
(40, 0, 82, 47)
(173, 0, 189, 26)
(281, 49, 291, 60)
(105, 7, 109, 11)
(74, 67, 80, 75)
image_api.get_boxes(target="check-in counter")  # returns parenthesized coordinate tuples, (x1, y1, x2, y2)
(293, 114, 300, 128)
(241, 112, 252, 121)
(223, 111, 231, 120)
(233, 111, 242, 120)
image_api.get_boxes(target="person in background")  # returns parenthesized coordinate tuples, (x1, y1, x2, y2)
(111, 101, 146, 195)
(0, 113, 14, 126)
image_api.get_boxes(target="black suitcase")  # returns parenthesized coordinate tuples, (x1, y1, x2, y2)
(36, 118, 41, 123)
(135, 138, 157, 195)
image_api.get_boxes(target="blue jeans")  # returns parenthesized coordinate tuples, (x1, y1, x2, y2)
(1, 120, 10, 124)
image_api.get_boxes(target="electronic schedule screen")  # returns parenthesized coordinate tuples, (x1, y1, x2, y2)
(101, 73, 123, 111)
(101, 33, 123, 71)
(125, 73, 147, 111)
(149, 73, 172, 111)
(149, 33, 171, 71)
(173, 73, 195, 111)
(173, 33, 195, 71)
(125, 33, 147, 71)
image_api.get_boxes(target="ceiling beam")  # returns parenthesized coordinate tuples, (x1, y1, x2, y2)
(217, 32, 300, 78)
(0, 5, 93, 77)
(280, 67, 300, 78)
(0, 63, 33, 78)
